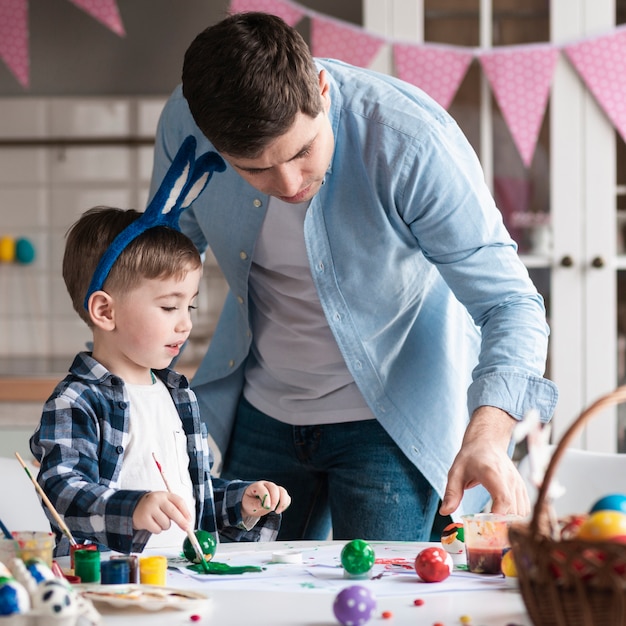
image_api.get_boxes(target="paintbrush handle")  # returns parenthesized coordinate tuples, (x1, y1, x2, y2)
(14, 452, 77, 547)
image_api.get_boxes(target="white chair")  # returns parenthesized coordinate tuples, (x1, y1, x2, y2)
(519, 445, 626, 518)
(0, 456, 52, 534)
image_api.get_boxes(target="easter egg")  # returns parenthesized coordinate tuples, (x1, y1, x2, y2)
(559, 514, 588, 540)
(15, 238, 35, 264)
(441, 522, 465, 555)
(0, 236, 15, 263)
(501, 549, 518, 577)
(414, 546, 453, 583)
(31, 579, 77, 616)
(182, 529, 217, 563)
(577, 510, 626, 541)
(333, 585, 377, 626)
(25, 559, 55, 584)
(340, 539, 376, 578)
(590, 494, 626, 515)
(0, 579, 30, 615)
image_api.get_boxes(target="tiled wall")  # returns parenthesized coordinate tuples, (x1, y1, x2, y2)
(0, 97, 227, 364)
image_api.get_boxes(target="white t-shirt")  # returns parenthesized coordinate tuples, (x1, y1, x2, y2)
(119, 378, 196, 549)
(244, 196, 375, 425)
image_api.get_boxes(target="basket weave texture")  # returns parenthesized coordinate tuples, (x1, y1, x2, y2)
(509, 386, 626, 626)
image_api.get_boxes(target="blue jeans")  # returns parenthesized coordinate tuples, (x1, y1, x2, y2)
(220, 397, 439, 541)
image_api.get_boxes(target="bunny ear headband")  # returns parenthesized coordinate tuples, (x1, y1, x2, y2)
(83, 135, 226, 309)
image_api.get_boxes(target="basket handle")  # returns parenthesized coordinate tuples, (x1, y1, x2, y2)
(529, 385, 626, 536)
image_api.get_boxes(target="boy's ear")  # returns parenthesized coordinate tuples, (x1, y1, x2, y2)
(88, 291, 115, 331)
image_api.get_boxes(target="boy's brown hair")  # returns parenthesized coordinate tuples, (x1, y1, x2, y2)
(63, 206, 202, 326)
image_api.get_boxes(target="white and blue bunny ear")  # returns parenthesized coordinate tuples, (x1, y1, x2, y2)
(83, 135, 225, 309)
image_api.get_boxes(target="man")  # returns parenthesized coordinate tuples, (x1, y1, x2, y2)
(149, 11, 558, 541)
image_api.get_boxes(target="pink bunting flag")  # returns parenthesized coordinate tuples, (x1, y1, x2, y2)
(0, 0, 29, 88)
(311, 15, 384, 68)
(479, 44, 558, 168)
(393, 42, 473, 110)
(564, 26, 626, 144)
(229, 0, 305, 26)
(66, 0, 125, 36)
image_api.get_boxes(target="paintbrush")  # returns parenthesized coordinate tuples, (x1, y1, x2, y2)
(14, 452, 77, 547)
(0, 517, 12, 540)
(151, 452, 210, 573)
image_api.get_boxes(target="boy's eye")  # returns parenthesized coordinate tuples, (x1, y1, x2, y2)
(161, 306, 176, 312)
(188, 305, 198, 311)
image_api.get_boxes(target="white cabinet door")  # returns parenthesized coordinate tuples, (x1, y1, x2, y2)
(363, 0, 621, 451)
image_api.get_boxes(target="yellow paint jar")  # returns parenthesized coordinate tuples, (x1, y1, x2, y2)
(139, 555, 167, 586)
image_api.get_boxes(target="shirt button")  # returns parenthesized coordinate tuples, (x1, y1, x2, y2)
(253, 198, 262, 208)
(239, 251, 248, 260)
(115, 445, 124, 454)
(118, 402, 127, 409)
(317, 262, 324, 272)
(237, 295, 244, 304)
(228, 359, 235, 368)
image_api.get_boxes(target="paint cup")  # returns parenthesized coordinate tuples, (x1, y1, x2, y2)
(0, 538, 17, 566)
(12, 531, 54, 568)
(101, 559, 130, 584)
(139, 555, 167, 586)
(110, 554, 139, 583)
(462, 513, 523, 574)
(74, 548, 101, 583)
(70, 543, 98, 570)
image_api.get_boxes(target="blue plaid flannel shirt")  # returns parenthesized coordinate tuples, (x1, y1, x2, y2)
(30, 352, 280, 556)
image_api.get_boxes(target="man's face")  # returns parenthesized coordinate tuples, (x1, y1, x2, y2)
(221, 72, 334, 204)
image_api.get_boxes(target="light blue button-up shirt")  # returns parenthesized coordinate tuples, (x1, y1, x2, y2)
(150, 59, 558, 515)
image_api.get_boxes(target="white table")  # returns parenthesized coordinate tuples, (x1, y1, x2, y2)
(69, 541, 533, 626)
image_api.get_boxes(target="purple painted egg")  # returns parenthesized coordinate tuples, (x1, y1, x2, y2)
(333, 585, 377, 626)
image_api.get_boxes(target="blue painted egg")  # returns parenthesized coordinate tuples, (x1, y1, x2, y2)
(15, 238, 35, 264)
(0, 579, 30, 615)
(26, 559, 55, 584)
(590, 493, 626, 515)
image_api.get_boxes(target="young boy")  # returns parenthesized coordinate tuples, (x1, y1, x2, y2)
(30, 205, 290, 556)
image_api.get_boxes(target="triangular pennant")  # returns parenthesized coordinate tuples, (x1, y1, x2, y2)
(0, 0, 29, 88)
(66, 0, 125, 37)
(564, 26, 626, 144)
(393, 42, 473, 110)
(479, 44, 559, 168)
(310, 15, 384, 68)
(229, 0, 305, 27)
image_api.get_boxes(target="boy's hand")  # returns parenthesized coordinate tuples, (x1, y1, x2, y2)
(242, 481, 291, 518)
(132, 491, 192, 534)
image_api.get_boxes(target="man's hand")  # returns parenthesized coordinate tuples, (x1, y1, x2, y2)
(132, 491, 192, 534)
(439, 406, 530, 517)
(242, 481, 291, 518)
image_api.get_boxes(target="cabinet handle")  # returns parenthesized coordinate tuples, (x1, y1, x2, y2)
(560, 255, 574, 267)
(591, 256, 605, 268)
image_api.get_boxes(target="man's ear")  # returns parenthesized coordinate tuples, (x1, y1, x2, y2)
(88, 291, 115, 331)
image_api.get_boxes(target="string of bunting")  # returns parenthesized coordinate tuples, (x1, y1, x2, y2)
(0, 0, 624, 169)
(231, 0, 626, 169)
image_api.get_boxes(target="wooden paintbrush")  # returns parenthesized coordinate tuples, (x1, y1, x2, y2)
(151, 452, 210, 573)
(14, 452, 77, 547)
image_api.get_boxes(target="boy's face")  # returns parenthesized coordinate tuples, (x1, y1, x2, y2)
(221, 71, 334, 204)
(95, 266, 202, 384)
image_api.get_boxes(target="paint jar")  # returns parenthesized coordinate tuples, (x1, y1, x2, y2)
(139, 555, 167, 586)
(0, 538, 17, 566)
(70, 543, 98, 570)
(462, 513, 523, 574)
(101, 559, 130, 584)
(12, 531, 54, 568)
(74, 548, 101, 583)
(110, 554, 139, 583)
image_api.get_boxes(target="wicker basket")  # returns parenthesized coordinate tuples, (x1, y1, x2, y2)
(509, 386, 626, 626)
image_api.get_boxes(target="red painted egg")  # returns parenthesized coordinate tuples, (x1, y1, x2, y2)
(414, 546, 453, 583)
